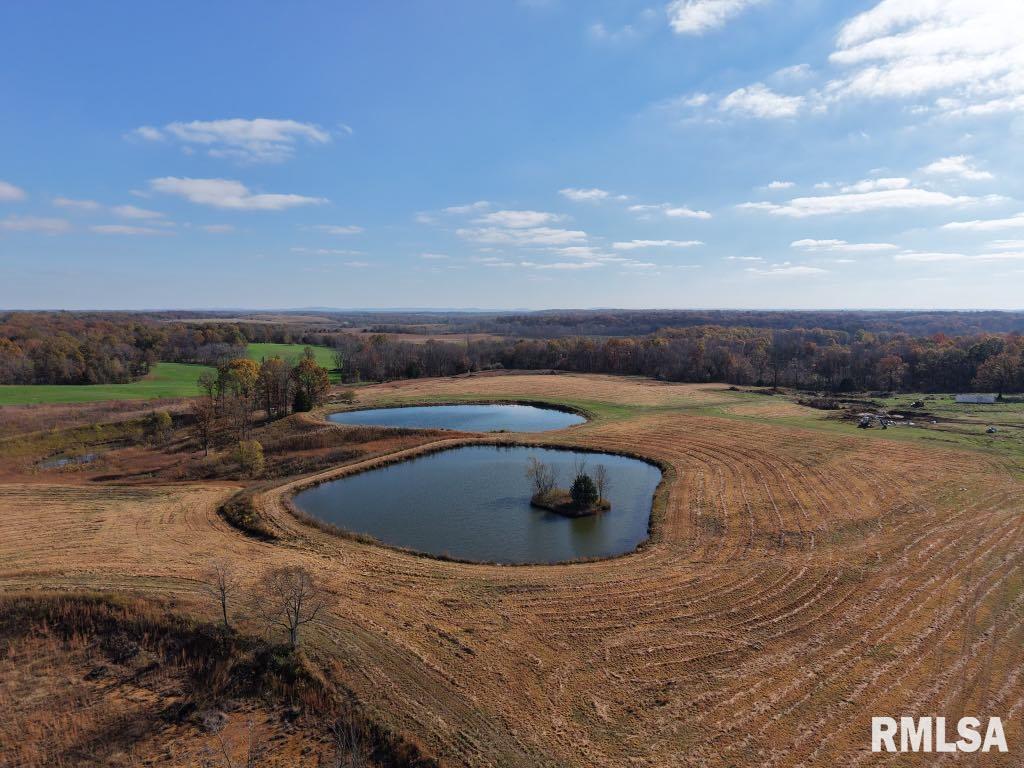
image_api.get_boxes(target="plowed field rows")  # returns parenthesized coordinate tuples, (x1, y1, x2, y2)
(1, 375, 1021, 766)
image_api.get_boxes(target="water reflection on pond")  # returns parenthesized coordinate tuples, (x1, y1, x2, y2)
(327, 404, 584, 433)
(292, 445, 661, 564)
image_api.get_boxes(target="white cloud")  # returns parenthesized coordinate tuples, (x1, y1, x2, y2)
(839, 177, 909, 193)
(531, 261, 603, 270)
(443, 201, 490, 214)
(132, 118, 332, 162)
(476, 209, 565, 228)
(746, 264, 829, 276)
(419, 252, 449, 260)
(667, 0, 763, 35)
(942, 212, 1024, 231)
(766, 180, 795, 190)
(791, 238, 898, 252)
(112, 204, 164, 219)
(826, 2, 1024, 115)
(53, 196, 100, 211)
(0, 215, 69, 233)
(987, 239, 1024, 250)
(893, 251, 965, 262)
(740, 187, 983, 217)
(725, 255, 763, 261)
(612, 239, 703, 250)
(457, 226, 586, 246)
(588, 22, 640, 44)
(665, 206, 711, 219)
(559, 187, 611, 202)
(774, 63, 811, 81)
(628, 202, 712, 219)
(312, 224, 363, 235)
(0, 181, 27, 201)
(894, 250, 1024, 262)
(90, 224, 168, 236)
(131, 126, 164, 141)
(720, 83, 802, 118)
(149, 177, 326, 211)
(291, 246, 362, 256)
(921, 155, 993, 181)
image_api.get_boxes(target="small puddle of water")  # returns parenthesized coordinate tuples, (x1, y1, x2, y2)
(39, 453, 99, 470)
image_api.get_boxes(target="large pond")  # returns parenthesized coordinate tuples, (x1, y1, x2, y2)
(327, 404, 584, 432)
(292, 446, 661, 564)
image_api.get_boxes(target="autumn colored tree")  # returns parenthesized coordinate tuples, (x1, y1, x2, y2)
(257, 356, 292, 419)
(189, 397, 218, 456)
(973, 350, 1023, 394)
(291, 353, 330, 412)
(875, 355, 907, 391)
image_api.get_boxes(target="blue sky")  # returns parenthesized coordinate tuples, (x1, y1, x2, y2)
(2, 0, 1023, 310)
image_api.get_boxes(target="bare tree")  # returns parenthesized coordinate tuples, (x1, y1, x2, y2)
(571, 456, 588, 481)
(201, 718, 265, 768)
(204, 559, 241, 630)
(191, 397, 218, 456)
(594, 464, 610, 502)
(255, 565, 327, 649)
(330, 717, 370, 768)
(526, 456, 557, 498)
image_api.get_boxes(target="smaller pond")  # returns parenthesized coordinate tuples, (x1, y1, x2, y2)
(38, 453, 99, 470)
(293, 445, 661, 564)
(327, 404, 584, 433)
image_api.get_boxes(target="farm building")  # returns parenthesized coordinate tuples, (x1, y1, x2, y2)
(955, 393, 998, 404)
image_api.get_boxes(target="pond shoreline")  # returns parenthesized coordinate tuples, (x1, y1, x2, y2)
(289, 443, 662, 565)
(325, 401, 588, 433)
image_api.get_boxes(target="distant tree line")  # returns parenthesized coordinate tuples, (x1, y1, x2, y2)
(326, 327, 1024, 393)
(451, 309, 1024, 339)
(4, 311, 1024, 393)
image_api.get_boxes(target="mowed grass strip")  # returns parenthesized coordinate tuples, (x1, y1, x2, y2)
(0, 363, 215, 405)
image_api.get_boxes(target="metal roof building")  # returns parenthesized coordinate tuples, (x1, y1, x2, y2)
(955, 393, 998, 404)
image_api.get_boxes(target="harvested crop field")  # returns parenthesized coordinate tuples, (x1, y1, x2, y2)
(2, 373, 1022, 766)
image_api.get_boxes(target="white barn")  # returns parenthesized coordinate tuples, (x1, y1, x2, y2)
(955, 393, 998, 404)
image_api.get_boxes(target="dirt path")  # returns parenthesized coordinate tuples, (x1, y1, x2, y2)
(2, 375, 1021, 766)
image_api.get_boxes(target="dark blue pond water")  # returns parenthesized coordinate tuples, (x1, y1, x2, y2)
(327, 404, 584, 432)
(293, 446, 661, 564)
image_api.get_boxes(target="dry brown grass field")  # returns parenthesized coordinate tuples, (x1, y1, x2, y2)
(1, 373, 1022, 766)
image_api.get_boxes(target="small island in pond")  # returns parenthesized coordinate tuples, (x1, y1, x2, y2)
(526, 456, 611, 517)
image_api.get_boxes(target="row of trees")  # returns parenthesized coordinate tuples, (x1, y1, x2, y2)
(325, 328, 1024, 393)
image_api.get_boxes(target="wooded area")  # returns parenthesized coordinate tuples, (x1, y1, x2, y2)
(3, 311, 1024, 393)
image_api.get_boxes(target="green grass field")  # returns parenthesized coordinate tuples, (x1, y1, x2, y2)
(0, 343, 341, 406)
(0, 363, 216, 405)
(246, 343, 340, 381)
